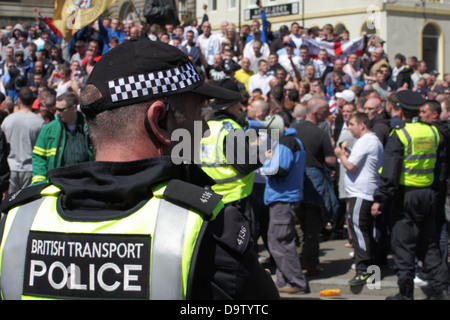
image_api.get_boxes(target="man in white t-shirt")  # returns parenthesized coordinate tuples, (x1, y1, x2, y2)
(278, 41, 301, 79)
(289, 22, 303, 49)
(248, 59, 274, 96)
(334, 112, 383, 287)
(313, 49, 333, 80)
(197, 21, 221, 66)
(243, 29, 270, 60)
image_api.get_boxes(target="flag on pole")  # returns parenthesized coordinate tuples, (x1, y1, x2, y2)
(328, 99, 337, 115)
(303, 36, 365, 59)
(52, 0, 116, 41)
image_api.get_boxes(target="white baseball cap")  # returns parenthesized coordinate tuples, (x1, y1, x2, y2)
(335, 90, 355, 103)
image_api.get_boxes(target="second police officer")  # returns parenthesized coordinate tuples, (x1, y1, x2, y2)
(371, 90, 449, 300)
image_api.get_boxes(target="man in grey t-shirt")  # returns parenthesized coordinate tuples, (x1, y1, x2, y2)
(1, 88, 44, 193)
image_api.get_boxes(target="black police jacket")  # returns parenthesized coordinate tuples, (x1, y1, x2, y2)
(42, 156, 279, 300)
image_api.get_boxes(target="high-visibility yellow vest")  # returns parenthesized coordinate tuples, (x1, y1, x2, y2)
(395, 122, 440, 187)
(0, 181, 223, 300)
(200, 118, 254, 204)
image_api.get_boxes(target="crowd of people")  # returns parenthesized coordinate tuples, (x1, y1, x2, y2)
(0, 3, 449, 300)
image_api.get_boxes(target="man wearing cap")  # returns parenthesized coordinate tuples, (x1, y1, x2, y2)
(336, 89, 355, 107)
(371, 90, 449, 300)
(428, 70, 440, 93)
(278, 41, 301, 80)
(200, 78, 263, 211)
(332, 89, 355, 142)
(0, 38, 279, 300)
(270, 25, 290, 54)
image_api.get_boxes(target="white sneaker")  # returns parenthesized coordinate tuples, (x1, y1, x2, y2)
(414, 275, 428, 287)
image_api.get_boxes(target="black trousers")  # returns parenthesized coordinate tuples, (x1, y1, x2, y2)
(390, 187, 449, 297)
(347, 197, 374, 272)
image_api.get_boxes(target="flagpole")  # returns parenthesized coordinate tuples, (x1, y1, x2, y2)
(302, 0, 305, 27)
(239, 0, 241, 34)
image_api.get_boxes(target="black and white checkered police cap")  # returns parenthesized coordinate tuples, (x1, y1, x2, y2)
(81, 38, 241, 116)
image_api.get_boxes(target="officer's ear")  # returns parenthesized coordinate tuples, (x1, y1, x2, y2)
(145, 100, 171, 146)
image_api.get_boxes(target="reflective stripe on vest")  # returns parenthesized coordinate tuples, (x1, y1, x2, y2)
(395, 123, 439, 187)
(1, 198, 45, 300)
(0, 184, 211, 300)
(200, 119, 254, 203)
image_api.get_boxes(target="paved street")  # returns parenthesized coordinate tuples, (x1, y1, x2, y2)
(258, 235, 450, 300)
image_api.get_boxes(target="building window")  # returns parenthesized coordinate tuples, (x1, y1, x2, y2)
(119, 1, 135, 24)
(179, 0, 190, 21)
(422, 23, 440, 73)
(229, 0, 236, 9)
(211, 0, 217, 11)
(361, 20, 377, 36)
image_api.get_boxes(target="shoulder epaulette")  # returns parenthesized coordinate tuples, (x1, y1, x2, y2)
(0, 183, 51, 213)
(163, 179, 223, 221)
(394, 122, 405, 130)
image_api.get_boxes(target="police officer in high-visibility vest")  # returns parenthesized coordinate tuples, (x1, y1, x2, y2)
(371, 90, 449, 300)
(0, 38, 279, 300)
(200, 79, 262, 212)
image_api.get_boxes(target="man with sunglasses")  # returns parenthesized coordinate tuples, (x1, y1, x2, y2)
(31, 92, 94, 185)
(0, 38, 279, 300)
